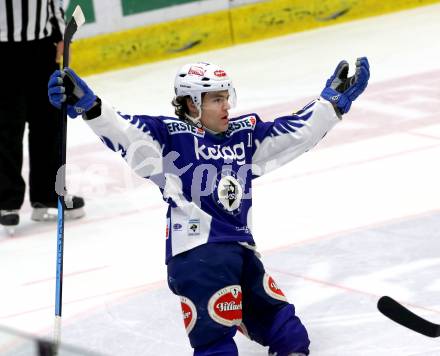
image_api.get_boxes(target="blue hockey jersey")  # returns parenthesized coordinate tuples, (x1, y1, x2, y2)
(86, 98, 340, 263)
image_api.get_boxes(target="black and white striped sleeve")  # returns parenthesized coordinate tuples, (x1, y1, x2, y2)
(48, 0, 65, 42)
(0, 0, 65, 42)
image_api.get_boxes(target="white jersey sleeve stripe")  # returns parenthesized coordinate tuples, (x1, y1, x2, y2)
(86, 101, 165, 179)
(252, 98, 339, 176)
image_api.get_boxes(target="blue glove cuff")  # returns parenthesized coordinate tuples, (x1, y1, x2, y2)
(321, 87, 351, 114)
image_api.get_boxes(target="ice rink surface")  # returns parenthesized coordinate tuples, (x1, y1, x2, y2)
(1, 3, 440, 355)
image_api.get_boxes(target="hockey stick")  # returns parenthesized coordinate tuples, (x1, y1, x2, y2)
(377, 296, 440, 338)
(54, 5, 85, 351)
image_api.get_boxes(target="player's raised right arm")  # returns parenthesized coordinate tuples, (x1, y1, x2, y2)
(48, 69, 167, 178)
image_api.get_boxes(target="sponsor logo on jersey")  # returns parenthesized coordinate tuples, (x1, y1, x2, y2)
(214, 70, 227, 77)
(188, 219, 200, 236)
(165, 120, 205, 138)
(263, 273, 287, 302)
(215, 174, 243, 214)
(188, 66, 206, 76)
(208, 285, 242, 327)
(173, 223, 183, 231)
(194, 137, 246, 165)
(165, 218, 170, 240)
(225, 116, 256, 137)
(180, 296, 197, 334)
(236, 226, 251, 234)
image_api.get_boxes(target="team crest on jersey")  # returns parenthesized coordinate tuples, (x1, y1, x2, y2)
(208, 285, 242, 327)
(225, 116, 256, 137)
(180, 296, 197, 334)
(213, 172, 244, 215)
(164, 120, 205, 138)
(263, 274, 287, 302)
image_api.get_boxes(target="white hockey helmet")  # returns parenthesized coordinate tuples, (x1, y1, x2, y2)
(174, 62, 237, 118)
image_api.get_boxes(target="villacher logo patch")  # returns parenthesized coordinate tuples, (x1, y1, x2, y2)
(180, 296, 197, 334)
(208, 285, 242, 327)
(263, 273, 287, 302)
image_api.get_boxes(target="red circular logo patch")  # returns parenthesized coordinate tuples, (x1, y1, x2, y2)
(208, 285, 242, 326)
(263, 274, 287, 302)
(180, 296, 197, 334)
(214, 70, 227, 77)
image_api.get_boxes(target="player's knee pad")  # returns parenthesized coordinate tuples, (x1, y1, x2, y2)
(266, 304, 310, 356)
(193, 333, 238, 356)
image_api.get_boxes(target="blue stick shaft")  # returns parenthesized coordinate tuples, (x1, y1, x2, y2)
(55, 196, 65, 316)
(54, 36, 69, 319)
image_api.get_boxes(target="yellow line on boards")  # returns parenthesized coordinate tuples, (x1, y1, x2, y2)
(70, 0, 440, 75)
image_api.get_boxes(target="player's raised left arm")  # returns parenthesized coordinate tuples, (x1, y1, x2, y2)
(252, 57, 370, 177)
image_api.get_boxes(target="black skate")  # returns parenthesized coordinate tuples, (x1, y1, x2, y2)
(31, 195, 85, 222)
(0, 210, 19, 236)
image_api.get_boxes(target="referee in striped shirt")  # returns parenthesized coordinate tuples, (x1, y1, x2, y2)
(0, 0, 84, 231)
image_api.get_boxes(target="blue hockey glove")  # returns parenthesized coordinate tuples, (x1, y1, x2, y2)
(48, 70, 65, 108)
(48, 68, 97, 118)
(321, 57, 370, 115)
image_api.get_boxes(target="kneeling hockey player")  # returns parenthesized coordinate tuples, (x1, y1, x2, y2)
(48, 58, 369, 355)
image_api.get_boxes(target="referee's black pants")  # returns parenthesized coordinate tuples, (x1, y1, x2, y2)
(0, 37, 60, 210)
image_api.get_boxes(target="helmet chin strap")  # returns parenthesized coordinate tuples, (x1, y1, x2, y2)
(185, 110, 222, 135)
(184, 101, 203, 128)
(184, 112, 202, 128)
